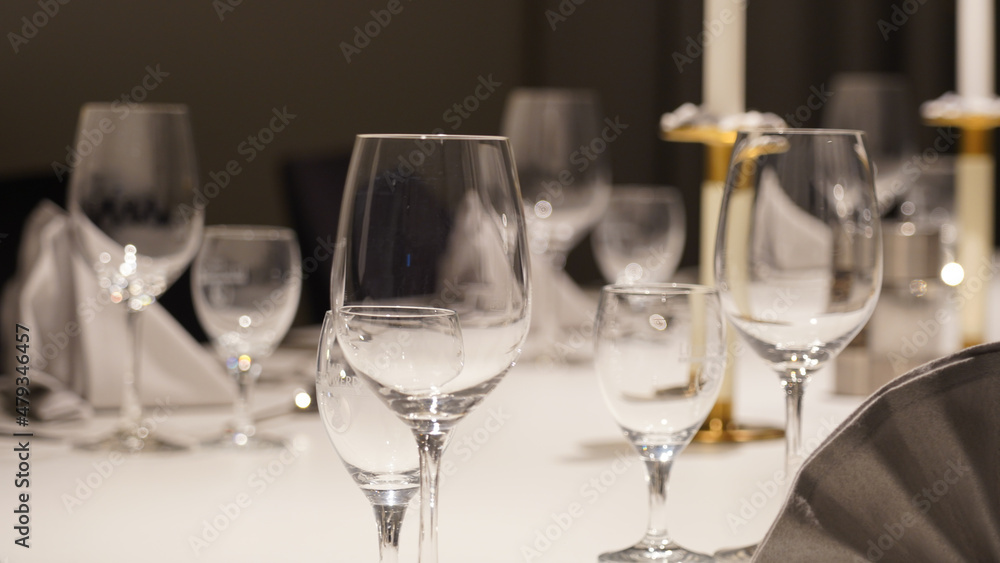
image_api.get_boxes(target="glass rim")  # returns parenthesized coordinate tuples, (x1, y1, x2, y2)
(81, 102, 190, 115)
(600, 282, 718, 297)
(735, 127, 865, 137)
(203, 224, 297, 241)
(337, 305, 458, 319)
(355, 133, 509, 142)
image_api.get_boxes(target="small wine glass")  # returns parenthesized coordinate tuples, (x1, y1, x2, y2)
(68, 103, 203, 453)
(332, 134, 531, 563)
(713, 129, 882, 560)
(592, 186, 686, 284)
(192, 225, 302, 449)
(594, 283, 726, 562)
(316, 311, 420, 563)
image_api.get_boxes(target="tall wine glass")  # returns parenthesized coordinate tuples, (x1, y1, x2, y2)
(595, 284, 726, 562)
(68, 103, 203, 453)
(501, 89, 611, 354)
(592, 186, 686, 284)
(331, 134, 531, 563)
(713, 129, 882, 559)
(192, 225, 302, 449)
(316, 311, 420, 563)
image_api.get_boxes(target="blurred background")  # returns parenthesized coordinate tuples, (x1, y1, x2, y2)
(1, 0, 997, 333)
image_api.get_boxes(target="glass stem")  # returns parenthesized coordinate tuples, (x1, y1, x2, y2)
(120, 309, 144, 431)
(781, 373, 808, 477)
(413, 426, 454, 563)
(641, 457, 677, 548)
(373, 503, 407, 563)
(231, 359, 256, 439)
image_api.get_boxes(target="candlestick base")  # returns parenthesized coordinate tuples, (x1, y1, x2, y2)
(694, 416, 784, 444)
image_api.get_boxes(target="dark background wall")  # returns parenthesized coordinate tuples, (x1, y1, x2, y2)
(1, 0, 996, 324)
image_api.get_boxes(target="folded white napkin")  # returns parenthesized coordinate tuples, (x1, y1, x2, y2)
(520, 260, 597, 363)
(1, 201, 233, 421)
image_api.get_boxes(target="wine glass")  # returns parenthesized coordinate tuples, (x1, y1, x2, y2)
(592, 186, 686, 284)
(821, 73, 916, 212)
(595, 283, 726, 562)
(316, 310, 420, 563)
(331, 134, 531, 563)
(68, 103, 203, 453)
(501, 88, 611, 355)
(192, 225, 302, 449)
(713, 129, 882, 559)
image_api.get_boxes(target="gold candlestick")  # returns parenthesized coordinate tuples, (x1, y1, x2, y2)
(661, 124, 783, 443)
(922, 112, 1000, 347)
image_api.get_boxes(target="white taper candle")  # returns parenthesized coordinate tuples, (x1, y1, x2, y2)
(703, 0, 746, 116)
(957, 0, 995, 99)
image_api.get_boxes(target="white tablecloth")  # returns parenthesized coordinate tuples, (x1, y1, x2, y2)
(1, 344, 868, 563)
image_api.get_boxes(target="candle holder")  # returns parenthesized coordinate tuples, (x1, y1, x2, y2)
(660, 106, 785, 443)
(921, 94, 1000, 348)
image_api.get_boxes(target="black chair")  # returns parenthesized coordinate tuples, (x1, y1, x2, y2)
(283, 154, 351, 324)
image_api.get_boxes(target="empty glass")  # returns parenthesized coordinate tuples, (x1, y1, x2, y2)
(68, 103, 203, 452)
(331, 134, 531, 562)
(595, 284, 726, 562)
(593, 186, 686, 284)
(714, 129, 882, 560)
(192, 225, 302, 449)
(316, 311, 419, 563)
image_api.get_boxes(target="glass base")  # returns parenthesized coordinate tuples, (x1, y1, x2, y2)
(202, 430, 288, 450)
(75, 428, 191, 454)
(599, 544, 715, 562)
(713, 544, 756, 561)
